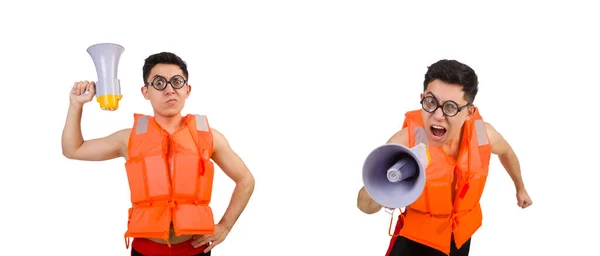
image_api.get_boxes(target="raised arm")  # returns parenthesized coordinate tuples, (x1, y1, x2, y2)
(61, 81, 129, 161)
(357, 128, 410, 214)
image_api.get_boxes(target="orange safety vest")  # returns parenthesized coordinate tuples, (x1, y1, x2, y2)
(123, 113, 216, 248)
(387, 108, 492, 255)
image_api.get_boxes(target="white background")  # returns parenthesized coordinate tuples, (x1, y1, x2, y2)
(1, 0, 598, 255)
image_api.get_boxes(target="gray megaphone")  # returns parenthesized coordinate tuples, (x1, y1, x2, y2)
(362, 143, 430, 210)
(86, 42, 125, 111)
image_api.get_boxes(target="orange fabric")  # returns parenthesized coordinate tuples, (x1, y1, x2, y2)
(396, 109, 492, 255)
(123, 113, 216, 248)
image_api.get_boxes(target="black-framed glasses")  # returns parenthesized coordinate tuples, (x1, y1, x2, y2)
(145, 75, 187, 91)
(420, 95, 471, 117)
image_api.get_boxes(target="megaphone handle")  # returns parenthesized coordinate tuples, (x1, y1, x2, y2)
(386, 208, 405, 237)
(412, 143, 431, 167)
(384, 207, 394, 215)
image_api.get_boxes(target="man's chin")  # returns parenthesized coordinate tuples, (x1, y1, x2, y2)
(154, 108, 182, 117)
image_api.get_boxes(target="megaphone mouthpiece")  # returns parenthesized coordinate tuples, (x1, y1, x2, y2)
(386, 158, 417, 183)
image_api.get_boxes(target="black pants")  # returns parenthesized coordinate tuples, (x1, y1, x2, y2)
(131, 247, 211, 256)
(388, 236, 471, 256)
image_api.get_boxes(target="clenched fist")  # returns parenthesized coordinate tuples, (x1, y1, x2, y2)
(70, 80, 96, 106)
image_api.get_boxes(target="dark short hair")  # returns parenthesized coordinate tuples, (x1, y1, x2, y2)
(142, 52, 189, 83)
(423, 59, 479, 103)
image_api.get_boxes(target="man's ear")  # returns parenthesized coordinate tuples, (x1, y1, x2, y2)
(186, 84, 192, 98)
(420, 93, 424, 100)
(466, 105, 477, 119)
(141, 86, 150, 100)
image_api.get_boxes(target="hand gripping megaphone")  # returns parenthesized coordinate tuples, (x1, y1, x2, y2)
(86, 43, 125, 111)
(362, 143, 431, 211)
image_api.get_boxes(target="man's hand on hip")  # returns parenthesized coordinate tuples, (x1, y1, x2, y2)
(191, 223, 231, 253)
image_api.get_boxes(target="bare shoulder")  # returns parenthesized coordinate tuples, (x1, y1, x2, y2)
(483, 122, 500, 144)
(114, 128, 132, 158)
(101, 128, 132, 159)
(209, 127, 253, 181)
(484, 122, 509, 155)
(386, 127, 409, 146)
(209, 127, 237, 161)
(210, 128, 229, 152)
(114, 128, 132, 139)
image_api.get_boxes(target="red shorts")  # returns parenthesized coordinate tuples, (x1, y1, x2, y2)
(131, 238, 209, 256)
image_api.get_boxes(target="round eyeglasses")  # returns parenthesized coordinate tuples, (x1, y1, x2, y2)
(420, 95, 471, 117)
(145, 75, 187, 91)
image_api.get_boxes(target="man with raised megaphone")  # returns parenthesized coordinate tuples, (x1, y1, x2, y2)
(357, 59, 532, 256)
(62, 51, 255, 256)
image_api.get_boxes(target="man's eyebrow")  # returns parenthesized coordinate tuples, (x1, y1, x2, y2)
(152, 74, 185, 79)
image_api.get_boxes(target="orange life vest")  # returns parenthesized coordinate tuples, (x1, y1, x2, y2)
(123, 113, 216, 248)
(389, 108, 492, 255)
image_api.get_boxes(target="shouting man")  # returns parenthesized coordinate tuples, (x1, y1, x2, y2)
(357, 59, 532, 256)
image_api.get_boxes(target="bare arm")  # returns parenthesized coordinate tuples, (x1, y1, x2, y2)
(61, 103, 129, 161)
(210, 128, 255, 231)
(357, 128, 410, 214)
(485, 122, 525, 191)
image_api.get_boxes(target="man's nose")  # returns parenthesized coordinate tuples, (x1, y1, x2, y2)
(433, 107, 445, 120)
(163, 84, 176, 94)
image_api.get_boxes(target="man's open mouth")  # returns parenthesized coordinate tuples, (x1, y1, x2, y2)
(430, 125, 447, 139)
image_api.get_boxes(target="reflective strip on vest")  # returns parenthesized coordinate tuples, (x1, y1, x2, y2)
(194, 115, 209, 132)
(136, 116, 149, 135)
(474, 120, 489, 146)
(415, 126, 428, 145)
(413, 120, 489, 146)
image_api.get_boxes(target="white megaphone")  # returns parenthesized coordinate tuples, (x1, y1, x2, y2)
(86, 43, 125, 111)
(362, 143, 431, 211)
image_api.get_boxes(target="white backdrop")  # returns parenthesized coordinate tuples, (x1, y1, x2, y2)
(1, 0, 598, 255)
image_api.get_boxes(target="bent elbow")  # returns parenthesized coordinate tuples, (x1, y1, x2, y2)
(357, 202, 380, 215)
(62, 149, 74, 159)
(357, 187, 382, 214)
(243, 174, 256, 191)
(62, 147, 82, 160)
